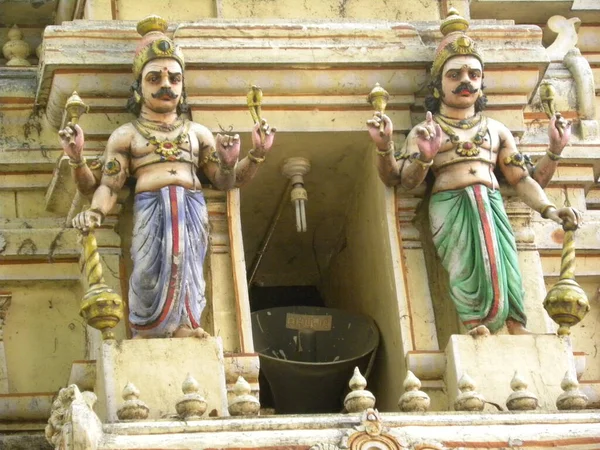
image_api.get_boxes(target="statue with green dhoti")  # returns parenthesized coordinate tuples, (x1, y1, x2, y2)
(367, 10, 580, 335)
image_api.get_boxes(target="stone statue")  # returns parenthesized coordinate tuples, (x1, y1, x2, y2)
(59, 16, 275, 338)
(367, 10, 579, 336)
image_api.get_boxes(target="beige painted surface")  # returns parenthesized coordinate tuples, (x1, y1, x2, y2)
(240, 132, 371, 287)
(114, 0, 215, 20)
(470, 0, 600, 24)
(96, 337, 228, 422)
(445, 334, 576, 411)
(517, 250, 556, 333)
(83, 0, 113, 20)
(3, 281, 86, 393)
(322, 148, 408, 411)
(218, 0, 441, 20)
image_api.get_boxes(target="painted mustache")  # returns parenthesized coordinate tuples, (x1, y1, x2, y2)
(452, 83, 478, 95)
(151, 87, 178, 99)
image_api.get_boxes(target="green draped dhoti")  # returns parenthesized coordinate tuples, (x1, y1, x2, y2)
(429, 184, 527, 333)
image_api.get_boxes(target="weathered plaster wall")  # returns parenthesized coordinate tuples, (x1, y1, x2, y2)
(322, 148, 408, 411)
(3, 281, 86, 393)
(82, 0, 442, 21)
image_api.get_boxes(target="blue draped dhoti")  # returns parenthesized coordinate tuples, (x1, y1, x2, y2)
(129, 185, 208, 337)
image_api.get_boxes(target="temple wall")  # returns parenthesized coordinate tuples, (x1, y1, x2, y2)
(81, 0, 442, 21)
(0, 0, 599, 447)
(322, 148, 408, 411)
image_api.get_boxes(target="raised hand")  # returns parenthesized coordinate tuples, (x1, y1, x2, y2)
(414, 112, 442, 162)
(251, 118, 276, 156)
(58, 122, 85, 162)
(367, 112, 393, 149)
(72, 209, 104, 232)
(215, 133, 241, 170)
(548, 113, 571, 156)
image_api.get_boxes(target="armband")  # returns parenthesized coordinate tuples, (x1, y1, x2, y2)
(503, 152, 527, 169)
(103, 158, 122, 176)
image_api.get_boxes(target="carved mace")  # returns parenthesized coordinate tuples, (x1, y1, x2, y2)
(543, 222, 590, 336)
(64, 91, 123, 340)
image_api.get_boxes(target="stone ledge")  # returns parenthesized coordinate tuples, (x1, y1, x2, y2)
(97, 411, 600, 449)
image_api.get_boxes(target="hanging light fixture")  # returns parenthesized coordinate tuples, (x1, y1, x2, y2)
(281, 157, 311, 233)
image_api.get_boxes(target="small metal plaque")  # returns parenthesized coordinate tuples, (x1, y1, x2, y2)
(285, 313, 332, 331)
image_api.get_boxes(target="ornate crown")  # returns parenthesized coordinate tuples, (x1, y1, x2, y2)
(430, 8, 483, 79)
(132, 16, 185, 79)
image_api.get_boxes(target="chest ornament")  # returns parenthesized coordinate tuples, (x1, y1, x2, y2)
(133, 119, 190, 162)
(433, 114, 488, 157)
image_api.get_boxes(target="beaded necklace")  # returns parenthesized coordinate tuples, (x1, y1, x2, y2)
(135, 116, 184, 132)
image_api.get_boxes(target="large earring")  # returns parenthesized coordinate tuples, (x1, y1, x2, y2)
(433, 88, 440, 99)
(478, 90, 483, 98)
(178, 95, 183, 105)
(134, 90, 141, 104)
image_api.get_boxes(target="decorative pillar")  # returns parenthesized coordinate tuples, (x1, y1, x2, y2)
(0, 293, 11, 393)
(504, 196, 555, 333)
(395, 188, 440, 350)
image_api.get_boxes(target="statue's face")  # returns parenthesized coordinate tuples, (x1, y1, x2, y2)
(440, 55, 483, 110)
(141, 58, 183, 114)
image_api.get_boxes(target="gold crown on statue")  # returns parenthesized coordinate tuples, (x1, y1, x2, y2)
(430, 8, 483, 78)
(132, 15, 185, 79)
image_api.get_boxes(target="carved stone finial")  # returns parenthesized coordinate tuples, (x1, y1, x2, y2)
(556, 370, 588, 410)
(175, 373, 207, 419)
(117, 382, 149, 420)
(506, 371, 538, 411)
(3, 25, 32, 66)
(228, 376, 260, 416)
(344, 367, 376, 413)
(454, 372, 485, 412)
(440, 7, 469, 36)
(398, 370, 430, 412)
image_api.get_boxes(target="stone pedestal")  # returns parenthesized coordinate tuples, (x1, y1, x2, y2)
(445, 335, 576, 411)
(96, 337, 228, 422)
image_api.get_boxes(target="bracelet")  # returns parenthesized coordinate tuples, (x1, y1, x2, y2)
(410, 153, 433, 169)
(376, 141, 394, 157)
(540, 204, 556, 218)
(68, 156, 87, 168)
(546, 149, 563, 161)
(88, 208, 106, 221)
(247, 148, 266, 164)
